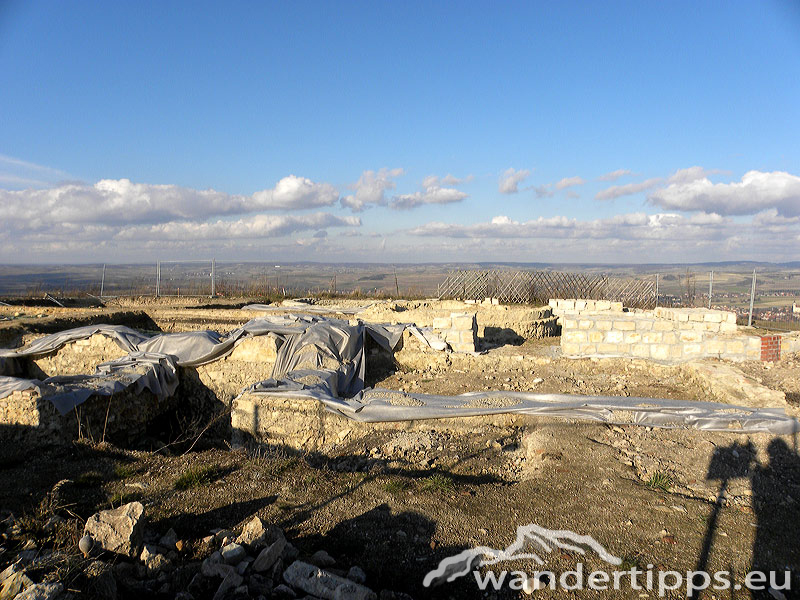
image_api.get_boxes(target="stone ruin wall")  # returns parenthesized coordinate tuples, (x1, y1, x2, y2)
(0, 385, 173, 450)
(230, 392, 531, 453)
(555, 299, 800, 362)
(26, 333, 130, 378)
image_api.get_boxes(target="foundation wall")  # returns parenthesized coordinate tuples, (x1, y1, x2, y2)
(231, 392, 535, 452)
(432, 312, 478, 353)
(559, 304, 765, 362)
(0, 386, 175, 448)
(193, 335, 279, 401)
(27, 334, 130, 378)
(549, 299, 624, 318)
(359, 301, 557, 343)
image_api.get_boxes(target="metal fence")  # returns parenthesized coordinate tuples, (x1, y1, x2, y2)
(651, 269, 800, 331)
(98, 260, 216, 298)
(437, 269, 658, 309)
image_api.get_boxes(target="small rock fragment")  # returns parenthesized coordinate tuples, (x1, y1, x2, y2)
(14, 582, 63, 600)
(283, 561, 376, 600)
(309, 549, 336, 567)
(253, 535, 286, 572)
(159, 528, 179, 551)
(347, 566, 367, 584)
(141, 543, 170, 577)
(220, 542, 246, 565)
(79, 534, 94, 557)
(236, 516, 268, 548)
(212, 570, 242, 600)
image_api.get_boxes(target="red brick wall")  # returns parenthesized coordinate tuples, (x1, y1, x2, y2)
(760, 335, 781, 362)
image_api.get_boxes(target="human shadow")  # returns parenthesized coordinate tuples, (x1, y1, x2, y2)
(751, 438, 800, 598)
(301, 503, 475, 598)
(693, 437, 800, 599)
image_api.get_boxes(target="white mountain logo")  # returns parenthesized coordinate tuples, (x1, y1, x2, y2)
(423, 523, 622, 587)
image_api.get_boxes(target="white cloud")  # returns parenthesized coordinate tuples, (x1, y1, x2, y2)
(498, 168, 530, 194)
(251, 175, 339, 210)
(422, 174, 473, 188)
(0, 175, 340, 232)
(595, 167, 722, 201)
(595, 177, 663, 200)
(649, 170, 800, 217)
(409, 211, 735, 243)
(390, 185, 468, 210)
(340, 168, 404, 211)
(667, 166, 716, 185)
(401, 207, 800, 262)
(598, 169, 632, 182)
(554, 176, 585, 190)
(115, 213, 360, 241)
(752, 209, 800, 226)
(0, 154, 74, 189)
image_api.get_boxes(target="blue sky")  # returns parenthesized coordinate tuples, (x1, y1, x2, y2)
(1, 0, 799, 263)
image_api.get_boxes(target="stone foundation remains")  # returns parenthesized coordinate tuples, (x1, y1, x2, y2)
(0, 385, 174, 449)
(557, 300, 799, 362)
(231, 392, 530, 453)
(432, 312, 478, 353)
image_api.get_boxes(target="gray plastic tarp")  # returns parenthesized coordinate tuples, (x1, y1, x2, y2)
(1, 312, 798, 435)
(0, 324, 150, 359)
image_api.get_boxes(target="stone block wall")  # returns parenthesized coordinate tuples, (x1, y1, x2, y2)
(549, 299, 623, 316)
(27, 334, 130, 378)
(0, 386, 175, 447)
(560, 305, 763, 362)
(432, 312, 478, 352)
(194, 335, 279, 401)
(231, 392, 532, 452)
(780, 333, 800, 357)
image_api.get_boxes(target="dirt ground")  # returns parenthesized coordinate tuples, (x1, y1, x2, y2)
(0, 298, 799, 599)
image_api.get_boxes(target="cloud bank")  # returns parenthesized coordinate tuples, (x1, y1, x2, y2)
(649, 170, 800, 217)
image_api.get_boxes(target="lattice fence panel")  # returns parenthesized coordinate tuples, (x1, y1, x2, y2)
(438, 270, 656, 308)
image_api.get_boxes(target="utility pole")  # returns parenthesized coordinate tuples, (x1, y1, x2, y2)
(655, 274, 659, 308)
(708, 270, 713, 309)
(100, 264, 106, 298)
(748, 269, 756, 327)
(211, 258, 216, 298)
(156, 261, 160, 298)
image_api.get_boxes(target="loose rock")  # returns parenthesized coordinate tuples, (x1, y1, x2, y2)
(347, 566, 367, 584)
(220, 542, 246, 565)
(283, 561, 376, 600)
(14, 582, 63, 600)
(309, 549, 336, 567)
(83, 501, 145, 558)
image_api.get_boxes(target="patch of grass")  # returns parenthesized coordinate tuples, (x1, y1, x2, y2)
(646, 471, 674, 492)
(114, 464, 136, 479)
(418, 474, 454, 493)
(74, 471, 104, 487)
(620, 554, 643, 570)
(382, 479, 410, 494)
(268, 456, 299, 477)
(248, 446, 301, 477)
(174, 464, 223, 490)
(109, 491, 141, 507)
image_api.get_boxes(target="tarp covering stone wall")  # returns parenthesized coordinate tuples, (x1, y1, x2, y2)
(0, 315, 441, 415)
(1, 312, 798, 435)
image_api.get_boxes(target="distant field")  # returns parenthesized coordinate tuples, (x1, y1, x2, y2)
(0, 262, 797, 313)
